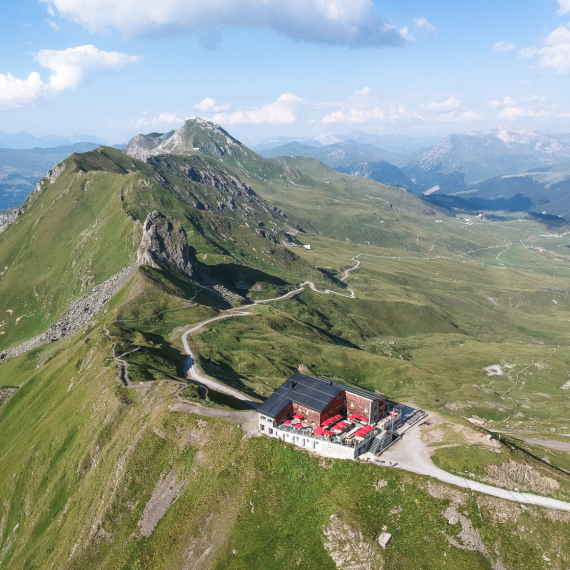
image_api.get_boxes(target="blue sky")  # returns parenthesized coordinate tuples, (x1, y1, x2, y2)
(1, 0, 570, 143)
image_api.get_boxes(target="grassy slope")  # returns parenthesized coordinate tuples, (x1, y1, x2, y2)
(0, 147, 324, 350)
(1, 142, 570, 568)
(1, 269, 569, 570)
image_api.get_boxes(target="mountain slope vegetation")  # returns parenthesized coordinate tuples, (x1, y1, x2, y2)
(1, 119, 570, 570)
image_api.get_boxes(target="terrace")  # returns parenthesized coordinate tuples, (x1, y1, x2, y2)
(271, 405, 409, 457)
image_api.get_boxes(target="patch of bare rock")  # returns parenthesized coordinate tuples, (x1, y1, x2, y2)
(443, 506, 506, 570)
(323, 514, 385, 570)
(483, 460, 559, 495)
(138, 469, 185, 538)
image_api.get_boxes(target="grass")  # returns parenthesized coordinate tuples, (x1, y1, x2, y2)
(1, 139, 570, 568)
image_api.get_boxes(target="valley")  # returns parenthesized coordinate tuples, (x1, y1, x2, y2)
(0, 120, 569, 569)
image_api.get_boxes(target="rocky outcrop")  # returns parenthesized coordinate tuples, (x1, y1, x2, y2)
(137, 211, 196, 276)
(0, 264, 138, 363)
(137, 210, 244, 305)
(0, 208, 24, 234)
(323, 514, 385, 569)
(122, 134, 169, 161)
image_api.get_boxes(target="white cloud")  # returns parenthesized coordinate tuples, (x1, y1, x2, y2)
(131, 112, 183, 127)
(0, 45, 139, 110)
(488, 95, 554, 120)
(420, 96, 462, 112)
(519, 46, 537, 59)
(212, 93, 304, 125)
(193, 97, 231, 112)
(47, 19, 59, 30)
(497, 106, 551, 120)
(322, 106, 385, 124)
(41, 0, 410, 48)
(425, 110, 484, 123)
(414, 17, 436, 35)
(399, 26, 414, 42)
(321, 100, 482, 125)
(493, 41, 515, 52)
(487, 96, 516, 108)
(538, 25, 570, 74)
(354, 86, 370, 96)
(558, 0, 570, 14)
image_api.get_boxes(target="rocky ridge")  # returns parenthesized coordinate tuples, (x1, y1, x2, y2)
(122, 132, 174, 161)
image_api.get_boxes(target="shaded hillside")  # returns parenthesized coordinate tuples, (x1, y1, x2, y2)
(336, 160, 417, 191)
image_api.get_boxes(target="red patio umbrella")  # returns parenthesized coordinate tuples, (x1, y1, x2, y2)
(294, 423, 302, 429)
(323, 430, 333, 436)
(293, 413, 304, 420)
(284, 420, 292, 425)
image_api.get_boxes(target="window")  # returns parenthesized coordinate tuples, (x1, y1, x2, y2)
(260, 424, 264, 431)
(269, 428, 273, 435)
(260, 415, 266, 421)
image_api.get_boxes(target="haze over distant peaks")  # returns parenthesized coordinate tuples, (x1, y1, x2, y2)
(0, 130, 108, 150)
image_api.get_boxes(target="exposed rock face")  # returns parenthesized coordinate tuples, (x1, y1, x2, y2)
(137, 211, 195, 277)
(0, 208, 23, 233)
(185, 166, 254, 196)
(138, 469, 185, 538)
(323, 514, 384, 570)
(0, 386, 18, 406)
(123, 133, 167, 161)
(0, 264, 138, 363)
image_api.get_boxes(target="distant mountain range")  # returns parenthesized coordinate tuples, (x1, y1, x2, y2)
(259, 140, 413, 168)
(5, 122, 570, 219)
(255, 125, 570, 218)
(0, 143, 102, 210)
(450, 160, 570, 219)
(248, 131, 440, 154)
(404, 126, 570, 195)
(0, 130, 110, 149)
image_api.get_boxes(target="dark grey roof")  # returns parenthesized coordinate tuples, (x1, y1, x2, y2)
(257, 373, 380, 419)
(329, 379, 380, 402)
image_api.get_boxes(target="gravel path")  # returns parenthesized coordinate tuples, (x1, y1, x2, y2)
(380, 424, 570, 512)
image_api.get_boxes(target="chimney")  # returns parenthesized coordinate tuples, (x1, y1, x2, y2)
(290, 380, 297, 389)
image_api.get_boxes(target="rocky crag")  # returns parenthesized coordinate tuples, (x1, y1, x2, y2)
(138, 210, 244, 305)
(137, 211, 196, 275)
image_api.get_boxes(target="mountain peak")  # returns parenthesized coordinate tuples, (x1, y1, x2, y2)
(487, 125, 539, 144)
(123, 118, 255, 165)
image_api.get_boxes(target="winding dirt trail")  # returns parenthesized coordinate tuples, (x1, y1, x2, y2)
(176, 253, 570, 512)
(102, 324, 137, 387)
(180, 256, 362, 405)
